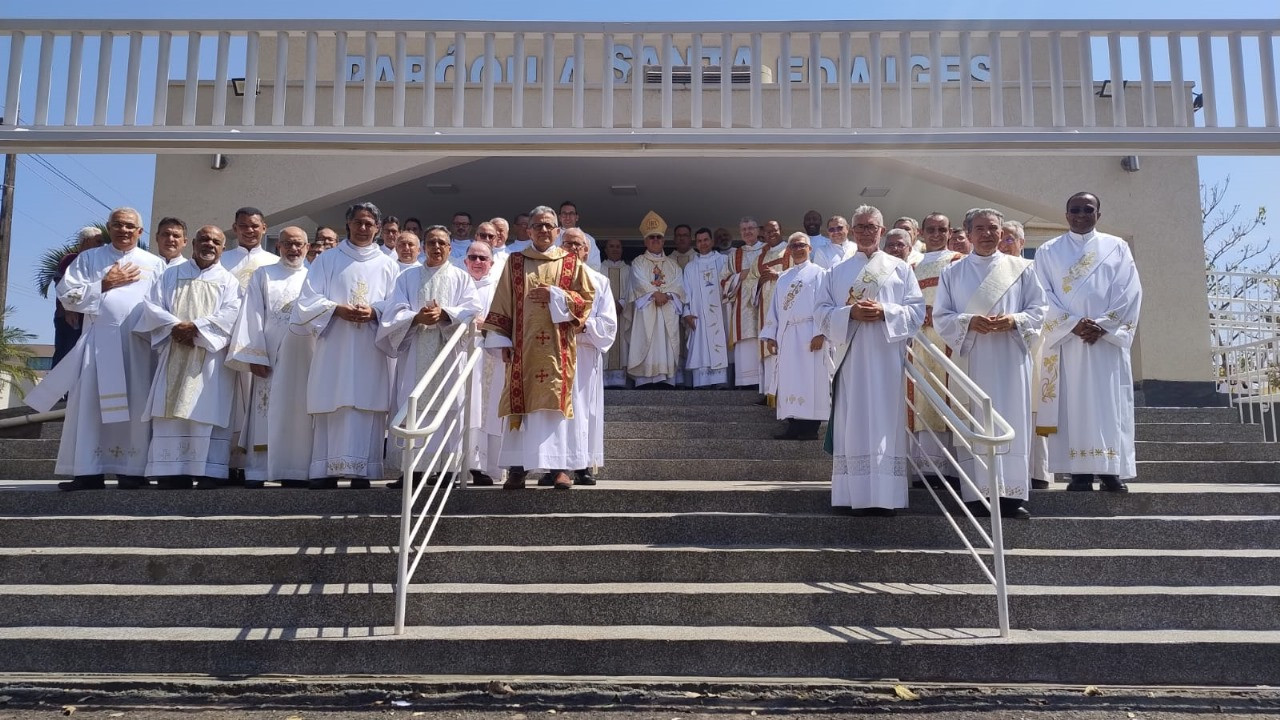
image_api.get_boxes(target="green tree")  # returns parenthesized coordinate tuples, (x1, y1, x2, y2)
(34, 222, 107, 298)
(0, 306, 38, 400)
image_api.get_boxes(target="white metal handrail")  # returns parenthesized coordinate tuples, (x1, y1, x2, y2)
(2, 19, 1280, 153)
(388, 322, 482, 634)
(1207, 269, 1280, 439)
(904, 333, 1016, 637)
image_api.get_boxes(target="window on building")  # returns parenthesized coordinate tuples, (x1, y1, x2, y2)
(26, 357, 53, 371)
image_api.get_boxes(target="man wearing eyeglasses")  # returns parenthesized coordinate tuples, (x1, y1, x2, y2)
(908, 212, 964, 489)
(449, 211, 474, 263)
(761, 232, 832, 440)
(600, 237, 632, 388)
(482, 205, 596, 490)
(557, 201, 602, 271)
(561, 228, 617, 487)
(816, 205, 924, 516)
(1033, 192, 1142, 494)
(378, 225, 482, 490)
(464, 241, 503, 486)
(815, 215, 855, 269)
(472, 221, 508, 277)
(28, 207, 167, 491)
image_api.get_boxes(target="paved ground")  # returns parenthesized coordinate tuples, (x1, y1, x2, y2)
(4, 680, 1280, 719)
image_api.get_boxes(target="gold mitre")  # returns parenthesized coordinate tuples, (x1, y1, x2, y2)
(639, 211, 667, 238)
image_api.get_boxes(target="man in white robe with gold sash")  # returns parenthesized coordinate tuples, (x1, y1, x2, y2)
(909, 212, 964, 485)
(600, 238, 631, 387)
(753, 220, 793, 406)
(560, 229, 617, 486)
(482, 205, 596, 490)
(291, 202, 401, 489)
(28, 208, 166, 491)
(1034, 192, 1142, 493)
(817, 205, 924, 515)
(761, 233, 832, 441)
(935, 209, 1046, 520)
(378, 226, 483, 489)
(719, 217, 766, 388)
(227, 227, 315, 488)
(135, 227, 243, 489)
(627, 212, 685, 388)
(682, 228, 729, 388)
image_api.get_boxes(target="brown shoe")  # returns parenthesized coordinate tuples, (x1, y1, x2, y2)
(503, 468, 527, 490)
(551, 470, 574, 490)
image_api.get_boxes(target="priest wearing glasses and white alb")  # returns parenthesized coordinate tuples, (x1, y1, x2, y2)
(933, 208, 1046, 520)
(816, 205, 924, 517)
(1033, 192, 1142, 494)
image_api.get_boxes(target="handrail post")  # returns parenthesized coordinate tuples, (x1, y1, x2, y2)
(459, 325, 475, 489)
(394, 383, 417, 635)
(981, 395, 1010, 637)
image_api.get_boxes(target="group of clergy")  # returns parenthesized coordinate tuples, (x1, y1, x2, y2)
(33, 192, 1141, 517)
(602, 196, 1141, 519)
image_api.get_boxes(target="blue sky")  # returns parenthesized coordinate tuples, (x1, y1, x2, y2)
(1, 0, 1278, 343)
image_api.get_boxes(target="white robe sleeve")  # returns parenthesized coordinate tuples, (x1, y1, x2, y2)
(879, 265, 924, 344)
(227, 270, 271, 371)
(933, 266, 972, 353)
(1010, 269, 1048, 353)
(133, 272, 180, 349)
(815, 268, 856, 348)
(580, 278, 618, 354)
(291, 260, 337, 336)
(1034, 254, 1084, 352)
(56, 251, 108, 315)
(1092, 244, 1142, 350)
(759, 281, 782, 343)
(375, 270, 419, 358)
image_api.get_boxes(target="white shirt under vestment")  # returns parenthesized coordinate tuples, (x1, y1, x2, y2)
(221, 245, 280, 294)
(227, 262, 314, 481)
(815, 241, 856, 270)
(627, 251, 686, 385)
(760, 261, 833, 421)
(377, 262, 482, 473)
(135, 261, 242, 478)
(681, 251, 730, 387)
(292, 240, 400, 479)
(165, 256, 188, 268)
(1034, 230, 1142, 478)
(934, 251, 1046, 502)
(398, 260, 422, 275)
(720, 241, 766, 386)
(600, 259, 632, 387)
(816, 251, 924, 509)
(468, 272, 504, 477)
(754, 243, 792, 399)
(572, 266, 618, 468)
(29, 245, 166, 477)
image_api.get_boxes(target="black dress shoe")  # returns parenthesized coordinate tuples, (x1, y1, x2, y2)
(195, 477, 219, 490)
(116, 475, 149, 490)
(865, 507, 898, 517)
(156, 476, 192, 490)
(1065, 474, 1094, 491)
(965, 500, 992, 518)
(469, 470, 495, 486)
(1098, 475, 1129, 493)
(349, 478, 371, 490)
(308, 477, 339, 490)
(574, 469, 596, 486)
(57, 475, 106, 492)
(1031, 478, 1052, 490)
(537, 472, 555, 487)
(244, 480, 265, 489)
(225, 469, 246, 487)
(279, 479, 310, 489)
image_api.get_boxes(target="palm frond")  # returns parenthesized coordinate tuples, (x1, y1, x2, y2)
(0, 307, 38, 399)
(35, 222, 109, 298)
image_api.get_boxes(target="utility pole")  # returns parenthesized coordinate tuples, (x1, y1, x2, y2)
(0, 116, 12, 321)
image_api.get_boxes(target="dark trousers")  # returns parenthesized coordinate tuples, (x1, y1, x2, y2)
(52, 315, 81, 368)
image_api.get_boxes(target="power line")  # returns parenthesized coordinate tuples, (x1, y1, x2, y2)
(18, 158, 107, 219)
(1, 105, 117, 215)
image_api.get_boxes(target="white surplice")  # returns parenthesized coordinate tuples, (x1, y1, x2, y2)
(681, 251, 730, 387)
(1034, 230, 1143, 478)
(165, 256, 188, 268)
(816, 251, 925, 509)
(221, 245, 280, 293)
(627, 252, 686, 386)
(468, 271, 504, 478)
(291, 240, 400, 479)
(377, 262, 482, 474)
(135, 261, 242, 478)
(398, 259, 422, 275)
(27, 245, 166, 477)
(573, 266, 618, 469)
(934, 252, 1046, 503)
(226, 262, 314, 482)
(760, 261, 833, 421)
(720, 242, 766, 386)
(600, 259, 632, 387)
(909, 249, 964, 468)
(814, 240, 856, 270)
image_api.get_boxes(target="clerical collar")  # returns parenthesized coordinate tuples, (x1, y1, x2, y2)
(970, 251, 1001, 266)
(338, 238, 384, 262)
(279, 259, 305, 272)
(1067, 230, 1097, 244)
(645, 251, 666, 259)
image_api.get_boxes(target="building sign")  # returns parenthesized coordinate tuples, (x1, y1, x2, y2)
(344, 44, 991, 85)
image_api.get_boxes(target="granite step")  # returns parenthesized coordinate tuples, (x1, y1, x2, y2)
(1134, 441, 1280, 461)
(603, 405, 777, 423)
(1136, 423, 1263, 442)
(604, 437, 822, 459)
(5, 582, 1279, 631)
(6, 544, 1279, 587)
(3, 512, 1279, 551)
(0, 625, 1277, 685)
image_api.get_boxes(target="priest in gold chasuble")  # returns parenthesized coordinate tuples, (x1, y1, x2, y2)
(482, 206, 596, 489)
